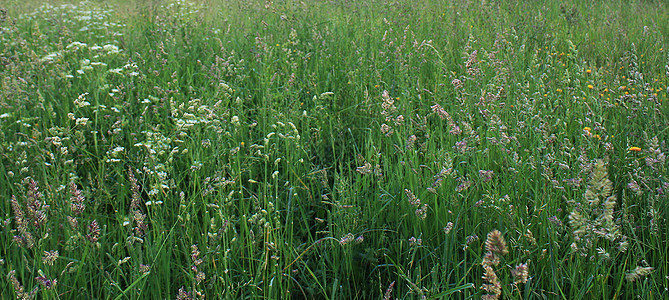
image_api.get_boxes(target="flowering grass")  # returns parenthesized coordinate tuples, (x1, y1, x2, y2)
(1, 0, 668, 298)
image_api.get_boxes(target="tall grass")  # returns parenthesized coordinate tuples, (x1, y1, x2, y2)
(1, 0, 668, 298)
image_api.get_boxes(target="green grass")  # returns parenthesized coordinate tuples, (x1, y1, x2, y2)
(1, 0, 668, 298)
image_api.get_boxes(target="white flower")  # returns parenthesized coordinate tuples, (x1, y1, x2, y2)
(75, 117, 89, 126)
(66, 41, 88, 50)
(40, 52, 62, 62)
(103, 44, 121, 54)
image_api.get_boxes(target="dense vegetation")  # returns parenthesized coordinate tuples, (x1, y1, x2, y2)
(1, 0, 668, 298)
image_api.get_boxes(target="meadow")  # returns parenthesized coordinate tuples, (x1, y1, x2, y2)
(1, 0, 668, 298)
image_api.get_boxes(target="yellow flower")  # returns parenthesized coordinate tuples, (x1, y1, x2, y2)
(629, 147, 642, 152)
(586, 69, 592, 74)
(588, 84, 594, 89)
(557, 88, 562, 92)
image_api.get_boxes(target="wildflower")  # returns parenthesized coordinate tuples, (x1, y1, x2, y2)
(9, 270, 40, 298)
(408, 236, 422, 246)
(75, 117, 89, 126)
(548, 215, 563, 227)
(118, 257, 131, 266)
(383, 281, 395, 300)
(406, 135, 417, 149)
(415, 204, 428, 220)
(570, 159, 622, 251)
(625, 266, 653, 282)
(454, 140, 468, 153)
(35, 275, 57, 290)
(191, 244, 203, 266)
(587, 84, 594, 89)
(139, 264, 151, 274)
(43, 250, 59, 266)
(431, 103, 449, 120)
(583, 127, 592, 136)
(73, 93, 90, 107)
(339, 233, 354, 245)
(482, 251, 500, 266)
(511, 263, 529, 284)
(404, 189, 421, 206)
(67, 216, 78, 229)
(69, 182, 86, 215)
(195, 271, 205, 285)
(479, 170, 494, 183)
(176, 287, 191, 300)
(356, 162, 372, 175)
(443, 222, 454, 234)
(66, 41, 88, 50)
(586, 69, 592, 74)
(481, 265, 501, 299)
(453, 175, 472, 192)
(629, 147, 641, 152)
(10, 195, 30, 245)
(87, 220, 100, 243)
(465, 234, 479, 246)
(485, 230, 508, 256)
(391, 115, 403, 126)
(451, 78, 463, 89)
(380, 123, 393, 136)
(373, 164, 383, 177)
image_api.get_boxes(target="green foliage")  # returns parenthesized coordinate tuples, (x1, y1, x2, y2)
(1, 0, 668, 298)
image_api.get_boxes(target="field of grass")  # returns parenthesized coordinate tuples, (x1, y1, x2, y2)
(1, 0, 668, 298)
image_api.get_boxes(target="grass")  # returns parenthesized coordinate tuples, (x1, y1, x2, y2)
(1, 0, 668, 298)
